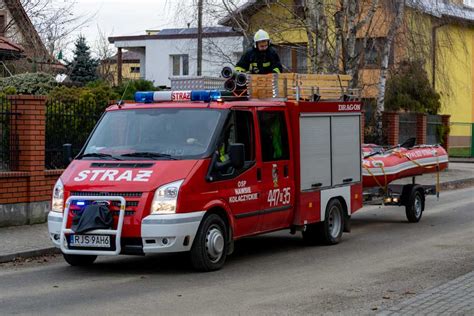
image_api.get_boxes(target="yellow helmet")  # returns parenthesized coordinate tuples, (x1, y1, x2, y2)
(254, 29, 270, 45)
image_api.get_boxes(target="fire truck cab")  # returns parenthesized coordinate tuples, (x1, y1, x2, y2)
(48, 89, 363, 271)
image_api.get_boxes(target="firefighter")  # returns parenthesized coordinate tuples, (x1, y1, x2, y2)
(235, 29, 283, 74)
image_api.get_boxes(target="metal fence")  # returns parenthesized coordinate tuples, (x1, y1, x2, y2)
(448, 122, 474, 157)
(46, 99, 108, 169)
(398, 112, 417, 144)
(0, 97, 19, 171)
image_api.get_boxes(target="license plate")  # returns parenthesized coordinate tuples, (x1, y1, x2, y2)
(69, 235, 111, 248)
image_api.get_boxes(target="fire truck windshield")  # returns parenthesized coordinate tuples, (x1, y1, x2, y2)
(82, 108, 223, 160)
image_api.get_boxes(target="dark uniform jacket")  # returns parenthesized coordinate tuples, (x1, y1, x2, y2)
(235, 46, 283, 74)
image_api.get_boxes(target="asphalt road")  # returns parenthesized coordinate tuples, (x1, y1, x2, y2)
(1, 188, 473, 315)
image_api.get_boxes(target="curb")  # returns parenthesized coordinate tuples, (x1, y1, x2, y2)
(440, 177, 474, 191)
(0, 247, 60, 264)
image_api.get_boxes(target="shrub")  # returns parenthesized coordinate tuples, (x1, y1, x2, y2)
(0, 72, 57, 95)
(385, 60, 441, 114)
(113, 79, 158, 101)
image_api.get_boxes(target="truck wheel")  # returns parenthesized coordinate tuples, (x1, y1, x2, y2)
(63, 254, 97, 266)
(190, 214, 228, 272)
(302, 199, 344, 245)
(406, 190, 424, 223)
(319, 199, 344, 245)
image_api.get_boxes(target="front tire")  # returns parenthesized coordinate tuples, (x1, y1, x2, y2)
(63, 253, 97, 266)
(190, 214, 228, 272)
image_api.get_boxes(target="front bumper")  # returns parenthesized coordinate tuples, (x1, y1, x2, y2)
(141, 211, 205, 253)
(47, 211, 205, 254)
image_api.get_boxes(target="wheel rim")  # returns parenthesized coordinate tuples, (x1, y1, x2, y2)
(206, 225, 224, 263)
(414, 194, 422, 218)
(328, 206, 342, 238)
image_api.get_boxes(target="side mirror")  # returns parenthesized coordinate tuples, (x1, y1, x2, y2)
(63, 143, 72, 166)
(229, 143, 245, 169)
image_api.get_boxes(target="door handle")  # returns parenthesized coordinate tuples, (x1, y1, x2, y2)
(343, 178, 353, 183)
(311, 182, 322, 188)
(257, 168, 262, 181)
(284, 165, 288, 177)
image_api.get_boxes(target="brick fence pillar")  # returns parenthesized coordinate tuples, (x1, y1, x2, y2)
(0, 95, 55, 227)
(360, 109, 365, 145)
(382, 111, 399, 146)
(10, 95, 47, 174)
(416, 113, 427, 145)
(440, 114, 450, 150)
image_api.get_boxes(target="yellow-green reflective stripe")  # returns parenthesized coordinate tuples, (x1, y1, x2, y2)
(263, 62, 271, 67)
(273, 68, 281, 73)
(235, 66, 246, 72)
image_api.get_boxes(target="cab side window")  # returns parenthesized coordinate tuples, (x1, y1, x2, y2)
(213, 110, 255, 178)
(258, 111, 289, 162)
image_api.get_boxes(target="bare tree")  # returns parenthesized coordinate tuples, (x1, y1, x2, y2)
(17, 0, 93, 57)
(93, 26, 117, 84)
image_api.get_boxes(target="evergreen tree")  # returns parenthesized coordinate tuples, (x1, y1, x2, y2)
(68, 36, 99, 85)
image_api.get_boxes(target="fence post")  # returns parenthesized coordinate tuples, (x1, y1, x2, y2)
(382, 111, 399, 146)
(440, 114, 450, 150)
(416, 113, 427, 145)
(9, 96, 47, 174)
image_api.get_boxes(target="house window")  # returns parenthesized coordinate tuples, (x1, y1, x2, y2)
(0, 15, 5, 37)
(464, 0, 474, 8)
(356, 37, 393, 68)
(274, 44, 307, 73)
(170, 54, 189, 76)
(130, 66, 140, 73)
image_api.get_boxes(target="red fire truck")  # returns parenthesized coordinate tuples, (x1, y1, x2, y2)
(48, 89, 364, 271)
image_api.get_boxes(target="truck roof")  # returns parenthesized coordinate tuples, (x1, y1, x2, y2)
(106, 100, 287, 111)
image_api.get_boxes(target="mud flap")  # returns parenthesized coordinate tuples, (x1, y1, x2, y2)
(343, 214, 351, 233)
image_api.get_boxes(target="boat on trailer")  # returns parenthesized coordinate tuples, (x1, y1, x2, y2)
(362, 139, 449, 188)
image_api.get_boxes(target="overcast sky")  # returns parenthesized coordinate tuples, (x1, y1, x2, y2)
(70, 0, 189, 56)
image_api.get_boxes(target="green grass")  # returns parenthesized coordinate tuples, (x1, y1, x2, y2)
(448, 147, 472, 157)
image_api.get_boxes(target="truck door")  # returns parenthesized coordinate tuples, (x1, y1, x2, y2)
(256, 109, 294, 231)
(211, 109, 262, 238)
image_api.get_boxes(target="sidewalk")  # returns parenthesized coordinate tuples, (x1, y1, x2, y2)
(0, 161, 473, 264)
(378, 271, 474, 315)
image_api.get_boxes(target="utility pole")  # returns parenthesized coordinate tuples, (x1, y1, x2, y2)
(197, 0, 203, 76)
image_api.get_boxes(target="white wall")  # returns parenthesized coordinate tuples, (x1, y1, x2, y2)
(115, 36, 243, 87)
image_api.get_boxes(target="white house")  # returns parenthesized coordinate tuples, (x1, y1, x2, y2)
(109, 27, 244, 87)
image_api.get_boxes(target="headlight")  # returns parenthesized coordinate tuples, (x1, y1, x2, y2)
(150, 180, 184, 214)
(52, 178, 64, 213)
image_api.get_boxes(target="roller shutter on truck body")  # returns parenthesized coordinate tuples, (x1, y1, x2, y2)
(299, 114, 361, 191)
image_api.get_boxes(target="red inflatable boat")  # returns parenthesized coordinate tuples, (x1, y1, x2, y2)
(362, 143, 449, 188)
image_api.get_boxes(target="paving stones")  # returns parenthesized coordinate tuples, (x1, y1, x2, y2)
(378, 271, 474, 315)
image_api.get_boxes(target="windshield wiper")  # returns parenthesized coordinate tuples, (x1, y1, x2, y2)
(79, 153, 122, 160)
(120, 152, 178, 160)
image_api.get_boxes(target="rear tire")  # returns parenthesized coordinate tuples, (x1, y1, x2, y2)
(190, 214, 228, 272)
(63, 253, 97, 266)
(302, 199, 344, 245)
(405, 190, 424, 223)
(319, 199, 344, 245)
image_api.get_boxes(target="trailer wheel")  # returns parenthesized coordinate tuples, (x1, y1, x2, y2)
(190, 213, 228, 272)
(63, 254, 97, 266)
(405, 189, 424, 223)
